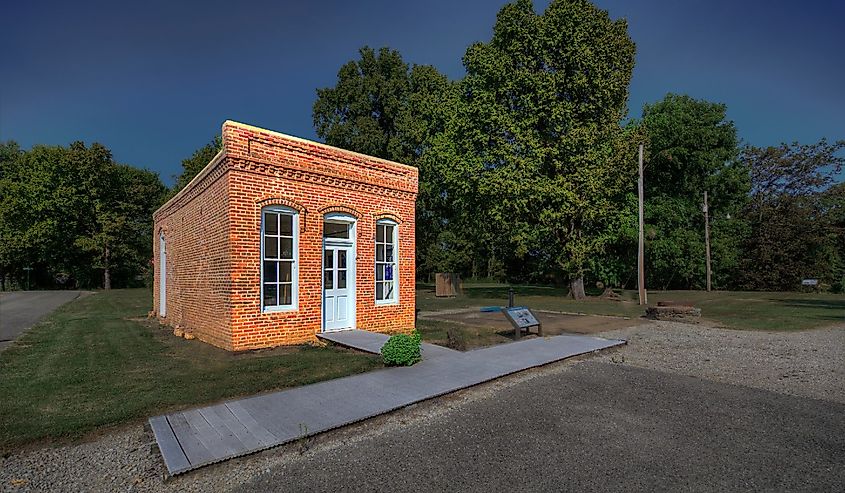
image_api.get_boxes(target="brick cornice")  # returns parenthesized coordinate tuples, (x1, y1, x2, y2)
(229, 157, 418, 201)
(223, 120, 418, 196)
(154, 152, 229, 221)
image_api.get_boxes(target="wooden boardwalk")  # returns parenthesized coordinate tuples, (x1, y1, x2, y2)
(150, 331, 625, 475)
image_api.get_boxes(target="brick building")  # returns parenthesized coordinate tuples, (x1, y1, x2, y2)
(153, 121, 418, 350)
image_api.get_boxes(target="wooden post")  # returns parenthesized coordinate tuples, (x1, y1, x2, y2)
(703, 190, 712, 292)
(638, 144, 646, 305)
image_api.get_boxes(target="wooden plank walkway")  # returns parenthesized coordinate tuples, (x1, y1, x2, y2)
(150, 331, 625, 475)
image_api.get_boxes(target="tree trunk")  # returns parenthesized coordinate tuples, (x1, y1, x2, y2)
(103, 245, 111, 290)
(569, 276, 586, 300)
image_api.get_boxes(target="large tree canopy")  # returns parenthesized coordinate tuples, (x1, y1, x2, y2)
(0, 141, 166, 289)
(739, 139, 845, 290)
(439, 0, 637, 296)
(309, 0, 841, 293)
(313, 46, 454, 165)
(640, 93, 749, 289)
(313, 46, 458, 276)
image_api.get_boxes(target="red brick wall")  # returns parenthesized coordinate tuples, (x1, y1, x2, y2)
(153, 152, 234, 350)
(153, 121, 418, 351)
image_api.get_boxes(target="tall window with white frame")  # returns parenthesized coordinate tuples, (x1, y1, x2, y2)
(262, 207, 298, 311)
(375, 220, 397, 303)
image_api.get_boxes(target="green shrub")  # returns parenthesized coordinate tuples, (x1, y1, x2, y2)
(380, 330, 422, 366)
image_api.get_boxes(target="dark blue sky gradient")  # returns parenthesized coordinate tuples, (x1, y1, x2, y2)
(2, 0, 843, 184)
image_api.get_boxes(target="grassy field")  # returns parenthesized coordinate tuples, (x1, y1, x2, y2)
(0, 289, 380, 450)
(417, 284, 845, 331)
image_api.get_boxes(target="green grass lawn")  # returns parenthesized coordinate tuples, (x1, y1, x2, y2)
(0, 289, 381, 451)
(417, 284, 845, 331)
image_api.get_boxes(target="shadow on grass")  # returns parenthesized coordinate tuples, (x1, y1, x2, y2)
(461, 286, 570, 299)
(769, 299, 845, 310)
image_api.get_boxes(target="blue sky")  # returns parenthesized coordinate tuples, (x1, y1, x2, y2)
(2, 0, 843, 185)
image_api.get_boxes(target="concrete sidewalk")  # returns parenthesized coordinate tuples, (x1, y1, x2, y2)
(150, 331, 625, 475)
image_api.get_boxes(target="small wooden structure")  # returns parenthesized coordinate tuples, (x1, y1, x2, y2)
(435, 273, 462, 297)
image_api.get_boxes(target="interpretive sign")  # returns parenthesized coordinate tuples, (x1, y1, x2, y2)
(503, 306, 543, 339)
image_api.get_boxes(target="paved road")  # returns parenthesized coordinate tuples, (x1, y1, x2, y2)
(235, 362, 845, 492)
(0, 291, 84, 350)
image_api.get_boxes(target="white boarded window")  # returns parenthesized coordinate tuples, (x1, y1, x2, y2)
(262, 207, 298, 311)
(375, 220, 398, 303)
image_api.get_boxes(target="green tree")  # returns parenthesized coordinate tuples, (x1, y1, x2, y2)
(172, 136, 222, 195)
(0, 141, 26, 289)
(826, 182, 845, 292)
(640, 93, 748, 289)
(314, 46, 410, 162)
(0, 141, 165, 290)
(440, 0, 637, 297)
(739, 139, 845, 290)
(313, 46, 459, 278)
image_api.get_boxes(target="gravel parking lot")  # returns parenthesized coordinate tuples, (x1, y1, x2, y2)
(1, 320, 843, 492)
(594, 321, 845, 404)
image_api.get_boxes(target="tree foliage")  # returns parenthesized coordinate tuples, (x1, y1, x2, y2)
(739, 140, 845, 290)
(313, 1, 638, 296)
(0, 141, 166, 289)
(172, 136, 222, 195)
(439, 0, 637, 296)
(313, 46, 457, 277)
(309, 0, 842, 293)
(640, 93, 749, 289)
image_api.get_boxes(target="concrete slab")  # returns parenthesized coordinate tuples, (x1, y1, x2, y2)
(317, 329, 389, 354)
(150, 331, 625, 475)
(317, 329, 461, 360)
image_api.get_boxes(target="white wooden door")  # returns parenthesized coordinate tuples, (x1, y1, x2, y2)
(323, 245, 353, 331)
(159, 233, 167, 317)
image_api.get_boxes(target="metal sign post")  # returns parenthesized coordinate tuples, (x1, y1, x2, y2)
(23, 266, 33, 290)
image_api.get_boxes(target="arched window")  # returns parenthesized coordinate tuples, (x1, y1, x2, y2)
(261, 206, 299, 311)
(375, 219, 398, 304)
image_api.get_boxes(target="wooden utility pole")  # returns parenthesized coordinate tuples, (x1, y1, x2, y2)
(638, 144, 646, 305)
(703, 190, 712, 292)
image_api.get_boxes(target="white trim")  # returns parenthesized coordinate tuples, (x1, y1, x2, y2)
(260, 206, 299, 312)
(159, 232, 167, 317)
(322, 216, 357, 332)
(374, 218, 399, 305)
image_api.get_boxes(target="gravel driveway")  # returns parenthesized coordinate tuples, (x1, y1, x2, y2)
(1, 321, 843, 492)
(594, 321, 845, 404)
